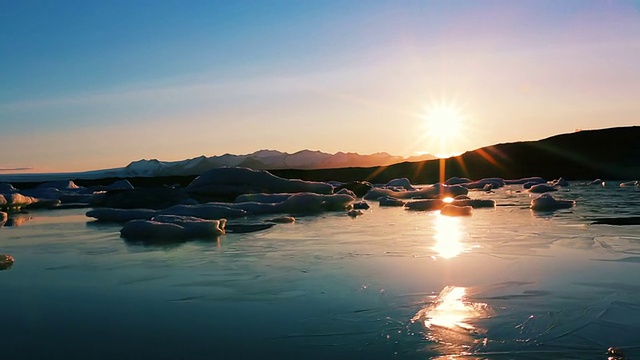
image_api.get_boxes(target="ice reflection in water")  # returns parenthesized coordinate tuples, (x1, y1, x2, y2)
(432, 214, 467, 259)
(412, 286, 492, 357)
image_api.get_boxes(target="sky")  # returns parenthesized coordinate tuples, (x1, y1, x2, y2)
(1, 0, 639, 172)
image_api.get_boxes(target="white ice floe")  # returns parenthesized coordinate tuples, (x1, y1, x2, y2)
(551, 177, 570, 187)
(462, 178, 506, 189)
(444, 177, 472, 185)
(528, 184, 558, 193)
(364, 184, 467, 201)
(530, 194, 575, 211)
(120, 217, 226, 240)
(378, 196, 405, 207)
(620, 180, 638, 187)
(504, 177, 546, 185)
(186, 167, 334, 197)
(36, 180, 80, 190)
(384, 178, 415, 190)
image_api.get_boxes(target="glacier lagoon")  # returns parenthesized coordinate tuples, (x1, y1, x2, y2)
(1, 183, 640, 359)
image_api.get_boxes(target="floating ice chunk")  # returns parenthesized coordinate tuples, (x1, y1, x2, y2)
(234, 193, 292, 204)
(440, 204, 472, 216)
(335, 181, 373, 198)
(463, 178, 506, 189)
(0, 183, 18, 193)
(551, 177, 570, 187)
(36, 180, 80, 190)
(335, 188, 357, 198)
(384, 178, 415, 190)
(186, 167, 334, 200)
(364, 184, 467, 201)
(379, 196, 405, 207)
(451, 199, 496, 208)
(504, 177, 546, 185)
(445, 177, 472, 185)
(352, 201, 370, 210)
(588, 179, 604, 186)
(160, 204, 247, 219)
(620, 181, 638, 187)
(530, 194, 575, 211)
(523, 181, 539, 189)
(0, 254, 14, 270)
(152, 215, 226, 235)
(280, 193, 355, 213)
(120, 217, 226, 240)
(86, 208, 159, 222)
(0, 193, 39, 210)
(528, 184, 558, 193)
(106, 179, 134, 191)
(404, 199, 445, 211)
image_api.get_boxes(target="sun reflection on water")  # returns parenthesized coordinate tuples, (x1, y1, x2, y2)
(412, 286, 492, 357)
(432, 214, 466, 259)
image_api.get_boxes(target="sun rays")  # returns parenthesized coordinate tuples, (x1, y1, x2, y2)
(418, 99, 470, 159)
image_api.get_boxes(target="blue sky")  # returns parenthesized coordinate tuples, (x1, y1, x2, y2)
(1, 0, 639, 171)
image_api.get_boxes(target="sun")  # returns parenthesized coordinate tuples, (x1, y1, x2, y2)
(421, 101, 468, 158)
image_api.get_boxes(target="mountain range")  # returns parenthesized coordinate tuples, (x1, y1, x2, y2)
(123, 150, 435, 177)
(0, 150, 435, 182)
(271, 126, 640, 183)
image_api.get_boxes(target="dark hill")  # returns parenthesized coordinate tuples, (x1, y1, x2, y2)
(271, 126, 640, 183)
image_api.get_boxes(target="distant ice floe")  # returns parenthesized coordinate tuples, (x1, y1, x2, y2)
(551, 177, 570, 187)
(363, 183, 468, 201)
(0, 254, 14, 270)
(620, 180, 639, 187)
(588, 179, 605, 186)
(186, 167, 334, 201)
(504, 177, 546, 185)
(378, 196, 405, 207)
(404, 198, 495, 211)
(528, 184, 558, 194)
(384, 178, 415, 191)
(530, 194, 575, 212)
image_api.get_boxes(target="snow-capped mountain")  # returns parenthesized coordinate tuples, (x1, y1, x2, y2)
(121, 150, 435, 177)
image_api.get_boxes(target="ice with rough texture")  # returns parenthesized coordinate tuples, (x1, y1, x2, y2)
(120, 217, 226, 240)
(0, 254, 14, 270)
(530, 193, 575, 211)
(378, 196, 406, 207)
(186, 167, 334, 197)
(364, 183, 467, 200)
(528, 183, 558, 193)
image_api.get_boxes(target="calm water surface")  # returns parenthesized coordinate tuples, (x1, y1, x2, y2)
(1, 183, 640, 359)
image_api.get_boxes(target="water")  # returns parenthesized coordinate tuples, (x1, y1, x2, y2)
(1, 183, 640, 359)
